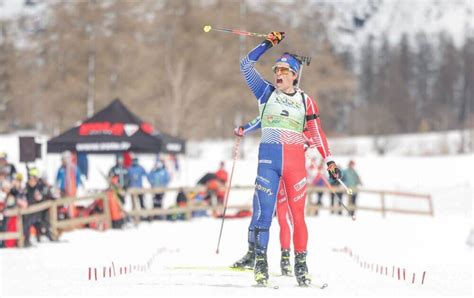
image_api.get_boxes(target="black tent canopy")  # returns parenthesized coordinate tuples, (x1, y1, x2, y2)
(47, 99, 186, 154)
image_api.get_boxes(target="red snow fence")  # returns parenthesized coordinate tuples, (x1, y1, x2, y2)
(333, 246, 427, 286)
(86, 247, 178, 281)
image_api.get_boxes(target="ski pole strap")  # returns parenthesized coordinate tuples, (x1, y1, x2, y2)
(306, 114, 319, 121)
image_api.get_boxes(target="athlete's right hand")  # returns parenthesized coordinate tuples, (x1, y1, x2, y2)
(234, 126, 244, 137)
(266, 31, 285, 46)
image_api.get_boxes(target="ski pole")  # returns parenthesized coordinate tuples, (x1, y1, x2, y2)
(321, 174, 356, 220)
(337, 178, 353, 196)
(215, 136, 241, 254)
(203, 25, 269, 38)
(307, 156, 355, 220)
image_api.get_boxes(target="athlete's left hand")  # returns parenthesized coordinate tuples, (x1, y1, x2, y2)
(326, 161, 342, 180)
(234, 126, 244, 137)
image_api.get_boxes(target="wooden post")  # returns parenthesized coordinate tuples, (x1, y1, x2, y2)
(380, 192, 386, 218)
(131, 193, 140, 225)
(17, 208, 24, 248)
(49, 201, 58, 240)
(427, 195, 434, 216)
(102, 193, 112, 230)
(185, 199, 192, 220)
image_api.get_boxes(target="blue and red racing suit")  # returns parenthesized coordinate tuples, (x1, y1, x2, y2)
(241, 117, 317, 251)
(241, 40, 333, 254)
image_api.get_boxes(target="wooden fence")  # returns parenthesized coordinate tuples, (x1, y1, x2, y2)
(0, 185, 432, 248)
(0, 193, 110, 248)
(126, 185, 433, 219)
(305, 186, 433, 217)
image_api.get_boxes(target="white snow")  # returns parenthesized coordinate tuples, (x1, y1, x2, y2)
(0, 130, 473, 297)
(327, 0, 474, 50)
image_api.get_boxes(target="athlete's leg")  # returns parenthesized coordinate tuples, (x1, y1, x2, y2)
(281, 146, 307, 253)
(254, 167, 280, 254)
(276, 179, 293, 276)
(281, 146, 311, 285)
(276, 179, 291, 251)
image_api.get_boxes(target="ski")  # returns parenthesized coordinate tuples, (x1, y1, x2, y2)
(169, 265, 327, 289)
(252, 282, 280, 289)
(170, 265, 252, 272)
(301, 282, 328, 289)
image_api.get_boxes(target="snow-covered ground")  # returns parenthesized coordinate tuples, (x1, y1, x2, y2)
(0, 132, 473, 297)
(0, 211, 471, 297)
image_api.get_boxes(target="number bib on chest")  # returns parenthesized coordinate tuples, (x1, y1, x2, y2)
(260, 91, 306, 133)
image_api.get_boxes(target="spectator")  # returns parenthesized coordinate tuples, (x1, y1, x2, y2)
(0, 152, 17, 182)
(215, 161, 228, 185)
(166, 188, 188, 221)
(148, 159, 170, 220)
(1, 180, 27, 248)
(176, 188, 188, 207)
(56, 151, 83, 198)
(328, 172, 344, 215)
(107, 177, 126, 229)
(25, 168, 56, 243)
(108, 155, 130, 203)
(1, 181, 11, 247)
(2, 178, 27, 248)
(213, 162, 228, 204)
(23, 168, 44, 246)
(343, 160, 363, 217)
(11, 173, 24, 196)
(128, 157, 148, 212)
(0, 171, 7, 187)
(37, 173, 58, 241)
(196, 172, 221, 205)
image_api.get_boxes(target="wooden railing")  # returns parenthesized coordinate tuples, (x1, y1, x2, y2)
(305, 186, 433, 217)
(126, 185, 433, 220)
(0, 193, 110, 248)
(0, 185, 432, 248)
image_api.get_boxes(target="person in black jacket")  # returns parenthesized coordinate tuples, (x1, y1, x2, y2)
(23, 168, 55, 246)
(108, 155, 130, 204)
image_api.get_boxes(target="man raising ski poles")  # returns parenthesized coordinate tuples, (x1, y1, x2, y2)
(239, 31, 341, 287)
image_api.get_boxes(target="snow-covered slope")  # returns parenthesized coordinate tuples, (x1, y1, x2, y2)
(326, 0, 474, 50)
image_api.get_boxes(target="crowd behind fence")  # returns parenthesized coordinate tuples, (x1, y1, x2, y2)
(0, 185, 433, 248)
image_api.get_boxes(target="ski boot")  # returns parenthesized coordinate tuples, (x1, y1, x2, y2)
(294, 251, 311, 287)
(254, 252, 269, 286)
(280, 249, 292, 276)
(231, 247, 255, 270)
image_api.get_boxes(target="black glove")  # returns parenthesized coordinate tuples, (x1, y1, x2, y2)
(266, 31, 285, 46)
(326, 161, 342, 180)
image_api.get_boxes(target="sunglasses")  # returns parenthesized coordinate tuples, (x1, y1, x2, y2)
(272, 66, 293, 75)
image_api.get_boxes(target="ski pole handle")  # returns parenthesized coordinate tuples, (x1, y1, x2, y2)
(203, 25, 268, 38)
